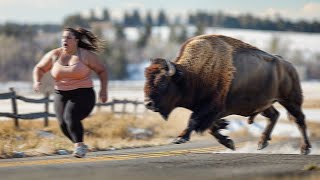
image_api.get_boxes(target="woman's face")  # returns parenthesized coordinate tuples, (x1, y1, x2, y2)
(61, 30, 78, 52)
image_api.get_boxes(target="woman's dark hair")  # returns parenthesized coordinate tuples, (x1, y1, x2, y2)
(64, 27, 105, 52)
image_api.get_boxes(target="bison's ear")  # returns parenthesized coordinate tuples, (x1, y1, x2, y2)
(150, 58, 166, 65)
(150, 58, 163, 64)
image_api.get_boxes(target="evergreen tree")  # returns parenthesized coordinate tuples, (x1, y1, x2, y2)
(132, 9, 143, 27)
(145, 11, 154, 26)
(115, 23, 126, 40)
(89, 9, 98, 22)
(100, 24, 128, 80)
(223, 16, 241, 28)
(137, 24, 152, 48)
(194, 23, 205, 36)
(177, 26, 188, 43)
(173, 15, 182, 26)
(169, 25, 178, 42)
(188, 14, 196, 25)
(123, 11, 131, 27)
(157, 10, 168, 26)
(111, 47, 128, 79)
(195, 11, 209, 26)
(102, 9, 110, 21)
(63, 14, 90, 28)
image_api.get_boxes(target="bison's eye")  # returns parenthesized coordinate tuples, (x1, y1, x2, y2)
(157, 80, 168, 92)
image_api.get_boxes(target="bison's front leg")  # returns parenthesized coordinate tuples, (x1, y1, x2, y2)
(209, 119, 235, 150)
(172, 129, 191, 144)
(172, 114, 197, 144)
(173, 107, 221, 144)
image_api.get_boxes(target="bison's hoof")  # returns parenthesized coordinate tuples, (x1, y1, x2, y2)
(172, 137, 189, 144)
(257, 141, 269, 150)
(224, 139, 235, 150)
(301, 147, 311, 155)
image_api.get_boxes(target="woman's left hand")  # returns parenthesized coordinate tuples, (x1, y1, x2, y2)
(99, 90, 108, 103)
(33, 82, 42, 93)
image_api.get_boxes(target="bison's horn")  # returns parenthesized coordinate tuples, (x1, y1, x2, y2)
(165, 59, 176, 76)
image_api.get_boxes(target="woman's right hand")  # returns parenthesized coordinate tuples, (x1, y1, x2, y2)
(33, 82, 41, 93)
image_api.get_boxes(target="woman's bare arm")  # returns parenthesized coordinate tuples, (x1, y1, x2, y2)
(32, 49, 58, 92)
(86, 51, 108, 103)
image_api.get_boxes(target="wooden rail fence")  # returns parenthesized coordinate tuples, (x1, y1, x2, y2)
(96, 99, 146, 115)
(0, 88, 146, 128)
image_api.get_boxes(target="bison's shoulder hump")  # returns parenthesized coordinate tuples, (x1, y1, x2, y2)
(177, 35, 259, 57)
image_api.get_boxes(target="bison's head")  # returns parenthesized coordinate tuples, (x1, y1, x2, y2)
(144, 58, 183, 120)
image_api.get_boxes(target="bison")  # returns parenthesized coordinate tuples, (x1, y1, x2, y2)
(144, 34, 311, 154)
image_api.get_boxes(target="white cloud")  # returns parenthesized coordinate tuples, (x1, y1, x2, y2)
(263, 8, 290, 17)
(110, 8, 125, 21)
(0, 0, 65, 8)
(126, 3, 145, 9)
(258, 3, 320, 22)
(302, 2, 320, 14)
(299, 2, 320, 21)
(0, 0, 13, 6)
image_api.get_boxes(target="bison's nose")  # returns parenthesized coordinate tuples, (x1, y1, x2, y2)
(144, 101, 154, 110)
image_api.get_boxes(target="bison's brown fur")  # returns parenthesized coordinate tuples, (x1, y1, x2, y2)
(144, 34, 311, 154)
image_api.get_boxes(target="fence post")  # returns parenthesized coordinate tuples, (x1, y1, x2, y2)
(122, 99, 127, 115)
(111, 99, 115, 113)
(96, 94, 101, 112)
(9, 88, 19, 128)
(96, 103, 101, 112)
(133, 100, 138, 120)
(44, 93, 49, 127)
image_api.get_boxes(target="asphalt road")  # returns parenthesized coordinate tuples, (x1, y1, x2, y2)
(0, 139, 320, 180)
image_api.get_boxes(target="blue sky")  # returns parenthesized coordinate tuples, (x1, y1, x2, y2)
(0, 0, 319, 24)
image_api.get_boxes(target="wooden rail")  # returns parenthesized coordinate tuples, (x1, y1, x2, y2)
(0, 88, 146, 128)
(96, 99, 146, 115)
(0, 88, 53, 128)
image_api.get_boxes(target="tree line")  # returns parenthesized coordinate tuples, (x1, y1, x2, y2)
(1, 9, 319, 36)
(62, 9, 320, 33)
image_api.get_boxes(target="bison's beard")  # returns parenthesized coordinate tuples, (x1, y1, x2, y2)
(158, 105, 175, 121)
(159, 111, 169, 120)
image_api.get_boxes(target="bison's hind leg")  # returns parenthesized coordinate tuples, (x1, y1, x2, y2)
(209, 119, 235, 150)
(258, 106, 279, 150)
(279, 101, 311, 155)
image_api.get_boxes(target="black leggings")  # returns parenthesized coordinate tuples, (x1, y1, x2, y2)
(54, 88, 96, 143)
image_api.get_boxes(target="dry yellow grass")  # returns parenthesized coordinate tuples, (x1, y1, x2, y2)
(303, 99, 320, 109)
(306, 121, 320, 138)
(0, 108, 200, 158)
